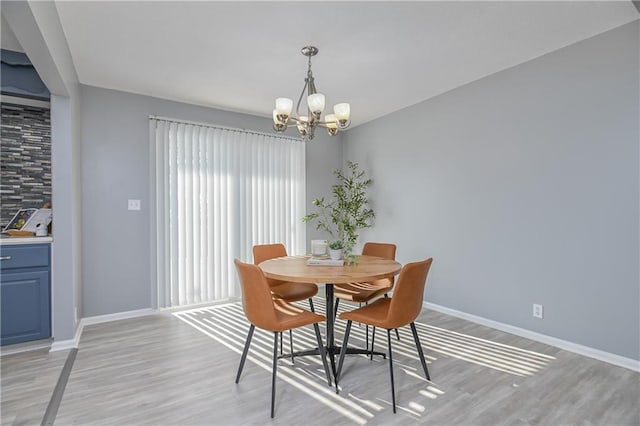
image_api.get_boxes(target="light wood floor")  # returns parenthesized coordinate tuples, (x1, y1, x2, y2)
(2, 297, 639, 425)
(1, 347, 69, 425)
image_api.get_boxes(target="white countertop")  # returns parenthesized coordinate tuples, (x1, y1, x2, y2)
(0, 235, 53, 245)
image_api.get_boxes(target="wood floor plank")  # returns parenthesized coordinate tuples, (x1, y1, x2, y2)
(2, 298, 638, 425)
(0, 348, 70, 426)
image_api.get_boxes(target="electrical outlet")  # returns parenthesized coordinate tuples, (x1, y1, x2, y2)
(533, 303, 544, 319)
(128, 199, 141, 211)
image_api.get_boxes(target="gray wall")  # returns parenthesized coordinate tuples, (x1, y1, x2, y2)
(51, 91, 82, 340)
(343, 22, 639, 360)
(79, 85, 341, 316)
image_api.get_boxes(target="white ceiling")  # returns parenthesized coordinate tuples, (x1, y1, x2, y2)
(50, 1, 638, 127)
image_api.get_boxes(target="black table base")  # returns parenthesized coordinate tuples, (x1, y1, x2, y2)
(277, 283, 386, 378)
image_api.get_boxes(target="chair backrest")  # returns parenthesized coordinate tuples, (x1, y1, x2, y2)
(386, 258, 433, 328)
(253, 243, 288, 287)
(362, 242, 397, 260)
(234, 259, 278, 330)
(253, 243, 288, 265)
(362, 242, 397, 286)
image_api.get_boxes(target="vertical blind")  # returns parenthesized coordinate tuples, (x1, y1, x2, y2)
(151, 118, 306, 308)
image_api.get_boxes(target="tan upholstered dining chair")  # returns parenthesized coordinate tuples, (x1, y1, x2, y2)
(333, 242, 400, 352)
(253, 243, 319, 359)
(253, 244, 318, 311)
(234, 259, 331, 418)
(335, 258, 434, 414)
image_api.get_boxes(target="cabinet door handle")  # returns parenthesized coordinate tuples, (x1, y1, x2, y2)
(0, 256, 11, 261)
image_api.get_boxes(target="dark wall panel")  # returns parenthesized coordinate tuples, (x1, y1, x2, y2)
(0, 104, 52, 227)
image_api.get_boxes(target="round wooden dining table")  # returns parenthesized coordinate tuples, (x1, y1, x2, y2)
(259, 255, 402, 377)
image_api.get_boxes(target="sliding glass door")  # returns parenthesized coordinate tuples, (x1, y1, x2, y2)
(151, 118, 306, 308)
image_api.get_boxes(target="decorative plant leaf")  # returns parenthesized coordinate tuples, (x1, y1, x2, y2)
(302, 161, 375, 251)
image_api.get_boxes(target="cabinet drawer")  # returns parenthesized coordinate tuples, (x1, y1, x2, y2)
(0, 244, 50, 270)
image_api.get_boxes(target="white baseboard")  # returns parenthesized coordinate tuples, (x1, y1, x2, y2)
(50, 308, 156, 352)
(424, 302, 640, 372)
(159, 297, 240, 313)
(50, 339, 76, 352)
(1, 338, 53, 356)
(81, 308, 156, 327)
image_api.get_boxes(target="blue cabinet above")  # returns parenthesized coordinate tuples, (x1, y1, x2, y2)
(1, 49, 50, 101)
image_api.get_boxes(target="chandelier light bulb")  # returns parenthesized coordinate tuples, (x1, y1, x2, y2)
(275, 98, 293, 116)
(272, 110, 286, 132)
(325, 114, 338, 135)
(325, 114, 338, 129)
(333, 103, 350, 121)
(307, 93, 325, 115)
(297, 117, 309, 137)
(296, 116, 308, 133)
(273, 109, 284, 125)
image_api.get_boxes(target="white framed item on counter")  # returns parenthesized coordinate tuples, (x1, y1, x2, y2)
(3, 208, 52, 233)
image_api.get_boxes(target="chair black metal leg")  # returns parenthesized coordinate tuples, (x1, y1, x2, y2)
(410, 322, 430, 381)
(366, 324, 369, 353)
(235, 324, 255, 383)
(289, 329, 294, 365)
(370, 326, 376, 360)
(313, 323, 332, 386)
(271, 332, 278, 418)
(308, 297, 315, 312)
(387, 329, 396, 413)
(335, 320, 352, 393)
(334, 298, 340, 321)
(384, 294, 401, 341)
(279, 331, 283, 355)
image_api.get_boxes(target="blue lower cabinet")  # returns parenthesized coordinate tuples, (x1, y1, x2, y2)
(0, 243, 51, 346)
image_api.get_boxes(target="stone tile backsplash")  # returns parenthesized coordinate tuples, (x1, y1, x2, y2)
(1, 103, 52, 228)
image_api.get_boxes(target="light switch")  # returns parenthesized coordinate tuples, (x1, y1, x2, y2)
(128, 199, 141, 211)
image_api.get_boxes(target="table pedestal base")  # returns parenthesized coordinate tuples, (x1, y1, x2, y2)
(278, 346, 386, 377)
(278, 284, 387, 377)
(278, 347, 386, 360)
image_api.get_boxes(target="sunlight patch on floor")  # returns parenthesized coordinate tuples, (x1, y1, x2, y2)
(173, 298, 554, 422)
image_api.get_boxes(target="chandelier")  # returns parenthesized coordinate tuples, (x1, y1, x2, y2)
(272, 46, 351, 141)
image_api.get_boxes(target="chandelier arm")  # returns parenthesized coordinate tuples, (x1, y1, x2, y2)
(308, 76, 317, 96)
(286, 117, 346, 130)
(338, 119, 351, 129)
(295, 79, 309, 118)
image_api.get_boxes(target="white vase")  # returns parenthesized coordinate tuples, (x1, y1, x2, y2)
(311, 240, 327, 257)
(329, 248, 343, 260)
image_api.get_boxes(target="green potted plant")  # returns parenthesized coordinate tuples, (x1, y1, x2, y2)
(303, 161, 375, 264)
(328, 240, 344, 260)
